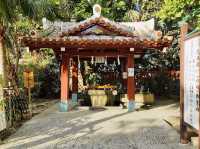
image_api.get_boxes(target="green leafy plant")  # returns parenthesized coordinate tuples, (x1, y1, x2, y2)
(85, 73, 102, 87)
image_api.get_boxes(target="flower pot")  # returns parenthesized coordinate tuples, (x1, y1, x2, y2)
(88, 90, 108, 107)
(135, 93, 155, 104)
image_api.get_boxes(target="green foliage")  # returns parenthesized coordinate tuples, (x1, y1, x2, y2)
(137, 70, 178, 96)
(78, 91, 91, 106)
(4, 90, 29, 122)
(73, 0, 130, 21)
(74, 0, 92, 21)
(85, 73, 102, 87)
(157, 0, 200, 29)
(18, 49, 60, 98)
(0, 0, 57, 24)
(124, 0, 163, 22)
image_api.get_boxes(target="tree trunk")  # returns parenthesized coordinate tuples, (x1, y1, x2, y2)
(0, 27, 6, 99)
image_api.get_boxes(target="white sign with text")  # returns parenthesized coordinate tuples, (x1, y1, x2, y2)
(0, 112, 7, 131)
(128, 68, 134, 77)
(184, 36, 200, 130)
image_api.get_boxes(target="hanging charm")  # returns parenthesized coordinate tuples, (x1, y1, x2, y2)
(91, 56, 94, 65)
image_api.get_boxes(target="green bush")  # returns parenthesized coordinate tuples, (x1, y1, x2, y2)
(19, 48, 60, 99)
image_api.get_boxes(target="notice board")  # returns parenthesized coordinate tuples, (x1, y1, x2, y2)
(0, 111, 7, 131)
(23, 71, 34, 88)
(184, 36, 200, 130)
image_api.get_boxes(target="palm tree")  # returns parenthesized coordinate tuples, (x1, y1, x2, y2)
(0, 1, 56, 126)
(0, 0, 56, 95)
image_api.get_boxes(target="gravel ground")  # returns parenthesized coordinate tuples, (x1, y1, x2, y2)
(0, 101, 196, 149)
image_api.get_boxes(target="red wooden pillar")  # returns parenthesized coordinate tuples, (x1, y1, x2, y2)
(72, 57, 78, 93)
(127, 54, 135, 111)
(61, 53, 70, 101)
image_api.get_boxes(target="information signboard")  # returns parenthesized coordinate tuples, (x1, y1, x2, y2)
(184, 36, 200, 130)
(0, 111, 7, 131)
(23, 71, 34, 88)
(128, 68, 134, 77)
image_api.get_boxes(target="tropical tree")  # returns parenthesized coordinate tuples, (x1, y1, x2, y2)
(0, 0, 56, 96)
(157, 0, 200, 30)
(0, 1, 62, 126)
(124, 0, 163, 22)
(156, 0, 200, 71)
(73, 0, 132, 21)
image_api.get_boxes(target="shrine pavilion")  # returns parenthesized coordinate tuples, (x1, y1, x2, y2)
(21, 4, 172, 111)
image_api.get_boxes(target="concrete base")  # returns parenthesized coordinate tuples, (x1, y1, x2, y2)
(58, 101, 71, 112)
(59, 100, 79, 112)
(128, 100, 135, 112)
(190, 137, 197, 147)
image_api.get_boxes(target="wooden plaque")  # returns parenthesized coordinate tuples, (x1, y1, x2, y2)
(23, 71, 34, 88)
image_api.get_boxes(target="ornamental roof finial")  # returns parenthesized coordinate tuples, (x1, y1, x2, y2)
(93, 4, 101, 17)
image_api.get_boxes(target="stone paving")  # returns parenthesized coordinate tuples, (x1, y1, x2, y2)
(0, 101, 196, 149)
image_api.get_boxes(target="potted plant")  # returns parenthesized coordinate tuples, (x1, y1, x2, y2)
(135, 87, 155, 104)
(86, 73, 109, 107)
(85, 73, 102, 88)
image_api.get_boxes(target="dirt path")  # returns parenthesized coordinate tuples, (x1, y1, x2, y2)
(0, 101, 196, 149)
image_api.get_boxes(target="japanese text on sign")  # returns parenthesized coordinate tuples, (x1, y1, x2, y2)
(184, 36, 200, 130)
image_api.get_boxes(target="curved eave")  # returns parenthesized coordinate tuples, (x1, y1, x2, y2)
(21, 36, 172, 51)
(60, 16, 135, 37)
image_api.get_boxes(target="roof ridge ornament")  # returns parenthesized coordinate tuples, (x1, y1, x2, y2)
(93, 4, 101, 17)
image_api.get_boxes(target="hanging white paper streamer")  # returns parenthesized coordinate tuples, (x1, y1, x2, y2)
(117, 56, 120, 65)
(78, 55, 81, 69)
(91, 56, 94, 64)
(94, 57, 97, 66)
(113, 60, 116, 67)
(104, 56, 107, 66)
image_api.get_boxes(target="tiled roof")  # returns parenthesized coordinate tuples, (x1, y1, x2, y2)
(21, 7, 172, 51)
(42, 17, 156, 40)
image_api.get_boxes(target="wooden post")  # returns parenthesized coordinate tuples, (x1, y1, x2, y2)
(180, 23, 189, 144)
(127, 54, 135, 111)
(72, 57, 78, 93)
(28, 87, 32, 117)
(61, 53, 69, 101)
